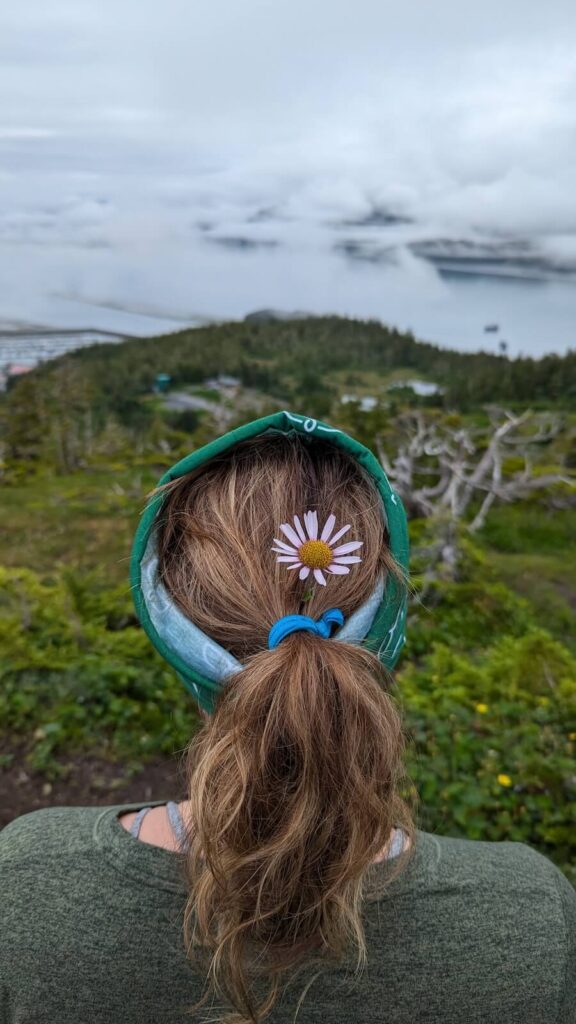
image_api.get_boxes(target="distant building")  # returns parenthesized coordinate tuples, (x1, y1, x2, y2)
(204, 374, 240, 394)
(7, 363, 34, 376)
(341, 394, 378, 411)
(154, 373, 172, 393)
(0, 363, 35, 391)
(387, 379, 441, 397)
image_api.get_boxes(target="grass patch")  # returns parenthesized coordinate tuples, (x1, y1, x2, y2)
(488, 551, 576, 653)
(478, 503, 575, 555)
(0, 467, 161, 582)
(328, 367, 439, 394)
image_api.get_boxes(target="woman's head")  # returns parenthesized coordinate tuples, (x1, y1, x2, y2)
(156, 431, 399, 664)
(154, 431, 417, 1024)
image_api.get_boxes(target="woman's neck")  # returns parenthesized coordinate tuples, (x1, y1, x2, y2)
(118, 802, 410, 860)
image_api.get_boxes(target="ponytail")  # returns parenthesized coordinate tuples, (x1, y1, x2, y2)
(178, 634, 416, 1023)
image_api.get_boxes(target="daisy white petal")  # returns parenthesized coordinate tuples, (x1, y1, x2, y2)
(303, 511, 313, 538)
(313, 568, 326, 585)
(276, 555, 302, 563)
(332, 555, 362, 564)
(327, 564, 350, 575)
(320, 513, 336, 542)
(331, 540, 363, 556)
(287, 562, 303, 570)
(293, 515, 307, 543)
(328, 524, 351, 546)
(272, 538, 299, 554)
(305, 510, 318, 539)
(299, 565, 310, 580)
(280, 522, 303, 547)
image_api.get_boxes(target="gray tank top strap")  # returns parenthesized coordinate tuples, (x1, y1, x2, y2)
(128, 802, 187, 846)
(166, 800, 188, 849)
(387, 828, 406, 859)
(129, 806, 152, 838)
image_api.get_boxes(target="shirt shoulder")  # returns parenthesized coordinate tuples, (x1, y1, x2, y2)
(544, 857, 576, 1023)
(413, 830, 576, 925)
(423, 829, 574, 887)
(0, 804, 103, 864)
(366, 832, 575, 1022)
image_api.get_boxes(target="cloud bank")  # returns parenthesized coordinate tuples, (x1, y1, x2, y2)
(1, 0, 576, 353)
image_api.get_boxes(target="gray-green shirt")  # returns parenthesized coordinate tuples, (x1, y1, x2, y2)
(1, 799, 575, 1023)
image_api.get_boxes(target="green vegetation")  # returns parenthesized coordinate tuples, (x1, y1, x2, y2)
(1, 316, 574, 883)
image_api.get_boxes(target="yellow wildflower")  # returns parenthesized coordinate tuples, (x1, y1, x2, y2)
(569, 732, 576, 741)
(475, 703, 489, 714)
(497, 774, 512, 787)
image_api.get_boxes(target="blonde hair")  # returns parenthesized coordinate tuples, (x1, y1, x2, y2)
(155, 432, 418, 1023)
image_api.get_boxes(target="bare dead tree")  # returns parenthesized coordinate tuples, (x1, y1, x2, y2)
(374, 408, 574, 593)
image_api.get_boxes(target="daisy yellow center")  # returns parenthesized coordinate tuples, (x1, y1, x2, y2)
(298, 539, 333, 570)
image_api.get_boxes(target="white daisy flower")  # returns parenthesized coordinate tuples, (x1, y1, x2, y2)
(272, 510, 363, 586)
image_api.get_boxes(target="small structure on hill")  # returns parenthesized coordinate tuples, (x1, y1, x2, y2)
(341, 394, 378, 412)
(387, 379, 442, 397)
(204, 374, 240, 396)
(153, 373, 172, 393)
(0, 363, 34, 391)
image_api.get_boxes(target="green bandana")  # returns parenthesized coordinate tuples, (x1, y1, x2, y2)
(130, 410, 409, 715)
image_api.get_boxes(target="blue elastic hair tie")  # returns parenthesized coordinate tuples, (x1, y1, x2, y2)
(268, 608, 345, 649)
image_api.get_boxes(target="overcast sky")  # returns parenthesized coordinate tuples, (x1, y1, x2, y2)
(1, 1, 576, 344)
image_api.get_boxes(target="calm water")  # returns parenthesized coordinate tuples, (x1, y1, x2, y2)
(2, 238, 575, 359)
